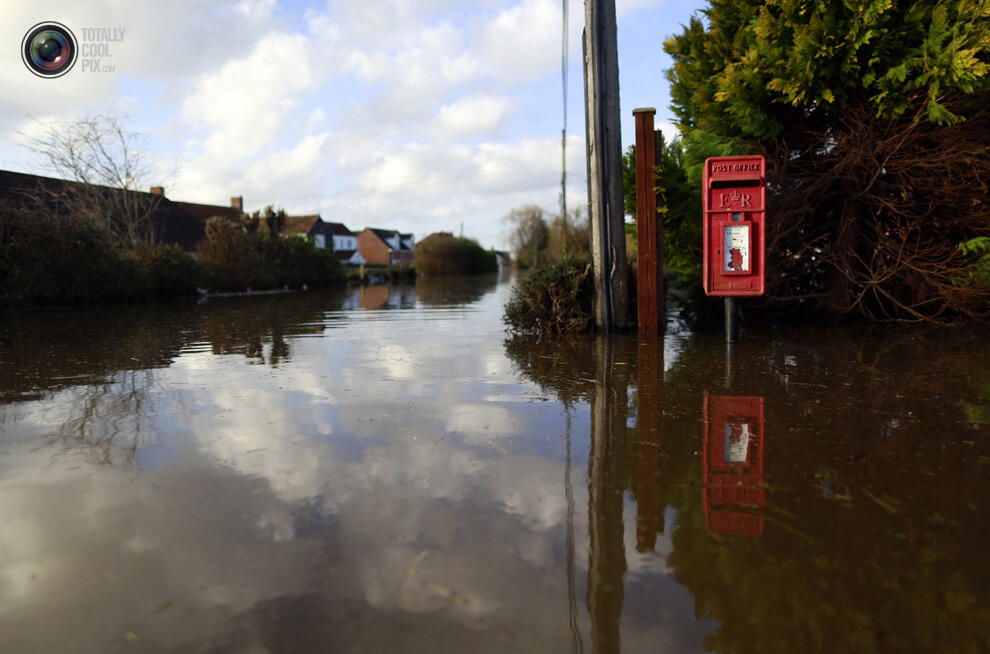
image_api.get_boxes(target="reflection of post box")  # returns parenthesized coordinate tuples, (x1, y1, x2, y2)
(702, 392, 766, 536)
(702, 156, 766, 296)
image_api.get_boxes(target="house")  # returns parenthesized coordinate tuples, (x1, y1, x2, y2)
(358, 284, 416, 310)
(155, 189, 244, 251)
(0, 169, 242, 252)
(282, 214, 366, 265)
(493, 251, 511, 271)
(357, 227, 415, 267)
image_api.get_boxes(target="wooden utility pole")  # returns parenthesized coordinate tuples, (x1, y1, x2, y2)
(583, 0, 628, 331)
(633, 107, 664, 333)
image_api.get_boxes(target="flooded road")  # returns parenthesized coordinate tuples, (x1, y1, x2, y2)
(0, 274, 986, 653)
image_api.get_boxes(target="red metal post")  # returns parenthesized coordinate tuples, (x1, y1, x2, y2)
(634, 108, 662, 333)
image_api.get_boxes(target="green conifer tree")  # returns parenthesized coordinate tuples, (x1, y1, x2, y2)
(664, 0, 989, 321)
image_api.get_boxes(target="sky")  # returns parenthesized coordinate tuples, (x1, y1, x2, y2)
(0, 0, 703, 249)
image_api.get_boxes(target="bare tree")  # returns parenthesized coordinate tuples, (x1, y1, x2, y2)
(547, 206, 590, 260)
(18, 114, 164, 248)
(505, 205, 550, 268)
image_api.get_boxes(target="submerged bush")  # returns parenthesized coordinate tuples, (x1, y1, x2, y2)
(255, 235, 344, 289)
(1, 208, 347, 306)
(199, 222, 346, 292)
(129, 245, 202, 297)
(416, 233, 497, 276)
(504, 256, 593, 334)
(0, 216, 205, 307)
(198, 218, 261, 291)
(1, 212, 132, 306)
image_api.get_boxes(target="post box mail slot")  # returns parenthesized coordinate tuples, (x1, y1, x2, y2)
(703, 156, 766, 296)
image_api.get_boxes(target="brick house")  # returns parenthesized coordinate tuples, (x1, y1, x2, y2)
(283, 214, 366, 265)
(357, 228, 415, 267)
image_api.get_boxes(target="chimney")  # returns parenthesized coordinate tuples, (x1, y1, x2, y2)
(230, 196, 243, 211)
(150, 186, 164, 196)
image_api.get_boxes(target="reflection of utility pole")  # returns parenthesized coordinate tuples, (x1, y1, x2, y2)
(634, 336, 665, 551)
(587, 335, 628, 654)
(565, 408, 584, 654)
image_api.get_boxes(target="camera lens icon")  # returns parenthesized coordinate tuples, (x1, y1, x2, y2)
(22, 22, 77, 78)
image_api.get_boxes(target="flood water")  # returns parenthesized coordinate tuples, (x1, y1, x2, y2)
(0, 274, 986, 653)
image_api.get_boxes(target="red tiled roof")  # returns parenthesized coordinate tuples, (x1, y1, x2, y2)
(283, 215, 321, 235)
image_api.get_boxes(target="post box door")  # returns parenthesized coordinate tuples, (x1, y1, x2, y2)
(703, 156, 766, 296)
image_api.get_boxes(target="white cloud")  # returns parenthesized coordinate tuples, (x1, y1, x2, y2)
(305, 107, 325, 130)
(446, 403, 519, 440)
(657, 120, 681, 144)
(478, 0, 560, 82)
(240, 132, 333, 206)
(181, 32, 316, 161)
(236, 0, 278, 20)
(435, 95, 513, 140)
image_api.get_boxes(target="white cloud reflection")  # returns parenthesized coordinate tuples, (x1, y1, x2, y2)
(0, 283, 705, 650)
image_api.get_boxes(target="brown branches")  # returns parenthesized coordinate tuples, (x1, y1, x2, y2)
(15, 114, 164, 248)
(760, 95, 989, 323)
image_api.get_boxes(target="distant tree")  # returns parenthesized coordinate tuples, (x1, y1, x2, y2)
(198, 217, 259, 290)
(243, 210, 261, 236)
(665, 0, 989, 322)
(262, 205, 286, 240)
(505, 205, 550, 268)
(546, 207, 590, 261)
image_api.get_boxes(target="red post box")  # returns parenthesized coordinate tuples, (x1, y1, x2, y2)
(702, 392, 766, 536)
(703, 156, 766, 296)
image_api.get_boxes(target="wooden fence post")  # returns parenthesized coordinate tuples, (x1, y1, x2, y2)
(633, 108, 664, 333)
